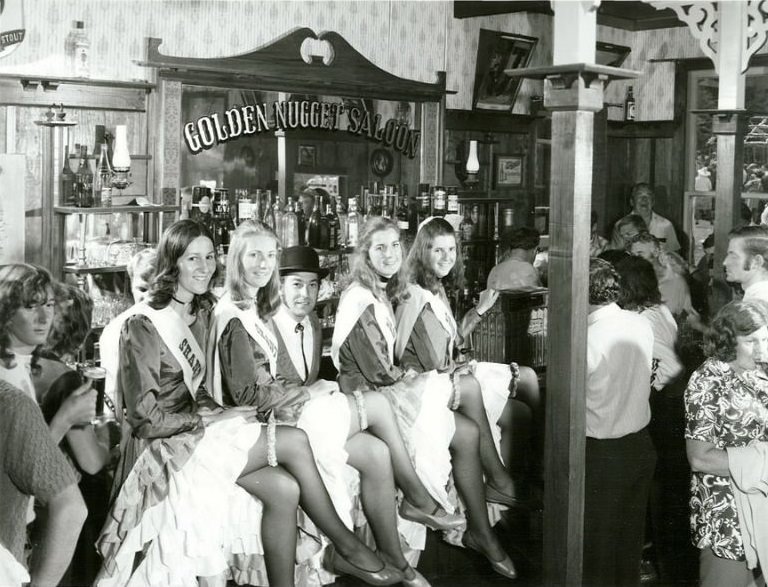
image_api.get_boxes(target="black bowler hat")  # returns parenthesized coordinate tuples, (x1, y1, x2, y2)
(279, 246, 329, 279)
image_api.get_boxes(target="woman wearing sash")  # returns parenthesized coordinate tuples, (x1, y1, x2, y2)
(396, 218, 540, 506)
(97, 220, 399, 587)
(210, 221, 464, 587)
(331, 217, 517, 580)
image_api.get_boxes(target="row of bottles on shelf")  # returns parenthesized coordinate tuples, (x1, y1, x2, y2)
(186, 182, 517, 255)
(60, 143, 113, 208)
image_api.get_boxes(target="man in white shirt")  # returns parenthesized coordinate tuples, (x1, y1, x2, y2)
(616, 183, 681, 253)
(584, 258, 657, 587)
(270, 246, 328, 386)
(723, 224, 768, 303)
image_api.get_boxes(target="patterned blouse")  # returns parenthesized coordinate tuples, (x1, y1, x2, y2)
(684, 358, 768, 560)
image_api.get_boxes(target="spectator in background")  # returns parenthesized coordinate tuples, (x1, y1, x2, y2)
(584, 258, 656, 587)
(487, 226, 542, 292)
(617, 183, 681, 253)
(695, 166, 713, 192)
(590, 211, 609, 258)
(0, 380, 87, 587)
(723, 225, 768, 303)
(609, 214, 648, 252)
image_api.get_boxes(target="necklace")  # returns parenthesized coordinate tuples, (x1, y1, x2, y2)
(172, 294, 191, 306)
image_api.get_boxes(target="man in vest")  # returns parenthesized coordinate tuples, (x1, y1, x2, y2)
(271, 246, 327, 385)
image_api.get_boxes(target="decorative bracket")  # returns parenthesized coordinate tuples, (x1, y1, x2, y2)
(648, 1, 768, 74)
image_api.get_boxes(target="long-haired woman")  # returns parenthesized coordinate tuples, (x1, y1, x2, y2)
(331, 217, 517, 580)
(96, 219, 399, 587)
(210, 220, 460, 586)
(397, 217, 541, 506)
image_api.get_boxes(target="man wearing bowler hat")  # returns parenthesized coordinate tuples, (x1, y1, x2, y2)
(270, 246, 329, 386)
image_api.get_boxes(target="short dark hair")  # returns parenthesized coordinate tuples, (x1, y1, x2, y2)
(729, 224, 768, 265)
(631, 183, 654, 201)
(615, 214, 648, 236)
(704, 300, 768, 362)
(615, 255, 662, 311)
(503, 226, 540, 252)
(589, 258, 620, 305)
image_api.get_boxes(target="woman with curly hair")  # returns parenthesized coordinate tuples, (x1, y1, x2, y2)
(97, 219, 398, 587)
(331, 217, 517, 580)
(396, 217, 540, 506)
(685, 299, 768, 586)
(210, 221, 451, 586)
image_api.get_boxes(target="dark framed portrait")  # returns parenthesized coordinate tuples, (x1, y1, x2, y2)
(370, 148, 394, 178)
(298, 144, 316, 168)
(472, 29, 538, 112)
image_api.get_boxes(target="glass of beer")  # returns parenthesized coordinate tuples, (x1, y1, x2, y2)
(81, 364, 111, 425)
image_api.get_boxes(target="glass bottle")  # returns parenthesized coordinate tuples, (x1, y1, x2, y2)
(336, 198, 347, 248)
(326, 202, 340, 251)
(447, 187, 459, 215)
(72, 21, 90, 78)
(94, 143, 112, 207)
(460, 205, 475, 241)
(237, 189, 252, 225)
(263, 192, 276, 231)
(624, 86, 636, 121)
(347, 196, 360, 248)
(432, 186, 446, 217)
(273, 197, 284, 242)
(60, 145, 76, 206)
(307, 193, 323, 248)
(319, 204, 331, 250)
(75, 146, 93, 207)
(397, 192, 410, 234)
(281, 197, 299, 247)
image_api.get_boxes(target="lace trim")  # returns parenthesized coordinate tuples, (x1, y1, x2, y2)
(267, 412, 278, 467)
(509, 362, 520, 397)
(352, 390, 368, 430)
(449, 372, 462, 411)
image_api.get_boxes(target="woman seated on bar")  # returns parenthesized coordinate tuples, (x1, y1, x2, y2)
(685, 299, 768, 587)
(97, 219, 399, 587)
(210, 221, 460, 587)
(331, 216, 517, 580)
(396, 217, 540, 504)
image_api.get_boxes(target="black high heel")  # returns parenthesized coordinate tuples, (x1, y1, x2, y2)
(322, 544, 403, 586)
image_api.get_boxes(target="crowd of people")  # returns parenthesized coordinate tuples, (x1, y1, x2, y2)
(7, 179, 768, 587)
(0, 214, 545, 587)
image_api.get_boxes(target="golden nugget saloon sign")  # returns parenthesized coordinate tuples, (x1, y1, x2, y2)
(183, 100, 421, 159)
(0, 0, 25, 58)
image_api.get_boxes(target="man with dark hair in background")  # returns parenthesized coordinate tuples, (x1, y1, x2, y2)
(584, 258, 656, 587)
(723, 224, 768, 302)
(487, 226, 542, 291)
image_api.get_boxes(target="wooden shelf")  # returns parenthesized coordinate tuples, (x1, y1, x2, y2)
(55, 204, 178, 214)
(63, 264, 127, 275)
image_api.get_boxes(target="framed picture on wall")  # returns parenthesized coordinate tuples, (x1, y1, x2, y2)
(298, 144, 317, 168)
(495, 154, 525, 187)
(472, 29, 538, 111)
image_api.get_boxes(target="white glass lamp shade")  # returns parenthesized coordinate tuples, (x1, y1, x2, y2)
(466, 140, 480, 174)
(112, 125, 131, 170)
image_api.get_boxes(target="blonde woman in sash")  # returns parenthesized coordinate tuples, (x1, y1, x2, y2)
(97, 220, 396, 587)
(331, 217, 517, 580)
(397, 217, 540, 508)
(210, 222, 461, 587)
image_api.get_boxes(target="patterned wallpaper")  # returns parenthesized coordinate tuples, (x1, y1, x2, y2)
(0, 1, 758, 119)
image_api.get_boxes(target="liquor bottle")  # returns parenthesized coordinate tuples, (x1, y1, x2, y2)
(432, 186, 446, 217)
(60, 145, 76, 206)
(460, 205, 475, 241)
(191, 186, 212, 223)
(281, 197, 300, 247)
(417, 184, 431, 224)
(72, 21, 90, 78)
(263, 192, 276, 231)
(307, 193, 323, 248)
(75, 146, 93, 207)
(347, 196, 360, 248)
(447, 187, 459, 215)
(326, 203, 340, 251)
(397, 192, 410, 234)
(624, 86, 636, 121)
(237, 189, 253, 225)
(295, 198, 306, 246)
(252, 190, 262, 224)
(318, 204, 331, 250)
(273, 197, 284, 241)
(336, 198, 347, 248)
(94, 143, 112, 207)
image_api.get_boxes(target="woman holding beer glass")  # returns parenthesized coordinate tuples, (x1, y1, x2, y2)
(332, 217, 517, 580)
(98, 220, 398, 587)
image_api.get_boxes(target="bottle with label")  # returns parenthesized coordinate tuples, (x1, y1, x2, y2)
(60, 145, 76, 206)
(237, 189, 253, 225)
(447, 187, 459, 215)
(319, 204, 331, 250)
(263, 192, 276, 231)
(460, 205, 475, 241)
(624, 85, 636, 121)
(397, 193, 410, 234)
(75, 146, 93, 207)
(432, 186, 446, 217)
(347, 197, 360, 248)
(326, 203, 340, 250)
(417, 184, 431, 224)
(336, 198, 347, 248)
(192, 186, 212, 223)
(72, 21, 90, 78)
(94, 143, 112, 207)
(281, 197, 299, 247)
(307, 193, 323, 248)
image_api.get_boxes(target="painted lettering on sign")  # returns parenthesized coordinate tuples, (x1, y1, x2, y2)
(183, 100, 420, 159)
(0, 0, 25, 58)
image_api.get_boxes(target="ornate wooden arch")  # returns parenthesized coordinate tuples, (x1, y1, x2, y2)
(139, 28, 452, 102)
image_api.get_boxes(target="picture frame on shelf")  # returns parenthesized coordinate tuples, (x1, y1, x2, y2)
(495, 154, 524, 187)
(298, 144, 317, 168)
(472, 29, 538, 112)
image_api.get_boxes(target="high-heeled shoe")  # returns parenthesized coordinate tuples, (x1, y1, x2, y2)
(399, 499, 464, 531)
(400, 563, 431, 587)
(322, 544, 403, 586)
(462, 531, 518, 580)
